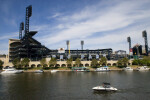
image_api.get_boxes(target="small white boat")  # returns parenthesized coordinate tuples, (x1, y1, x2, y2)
(76, 69, 85, 72)
(1, 67, 23, 74)
(34, 69, 44, 73)
(95, 66, 110, 72)
(76, 69, 90, 72)
(123, 67, 133, 71)
(51, 70, 58, 73)
(136, 66, 149, 71)
(92, 82, 117, 91)
(72, 67, 90, 72)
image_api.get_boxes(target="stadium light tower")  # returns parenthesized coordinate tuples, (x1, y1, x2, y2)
(81, 40, 84, 50)
(66, 40, 70, 55)
(127, 37, 131, 58)
(19, 22, 24, 39)
(142, 30, 149, 56)
(24, 5, 32, 58)
(66, 40, 69, 50)
(25, 5, 32, 35)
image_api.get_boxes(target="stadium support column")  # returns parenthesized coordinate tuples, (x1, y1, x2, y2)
(127, 37, 131, 59)
(142, 30, 149, 56)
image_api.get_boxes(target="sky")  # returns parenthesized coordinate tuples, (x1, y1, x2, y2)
(0, 0, 150, 54)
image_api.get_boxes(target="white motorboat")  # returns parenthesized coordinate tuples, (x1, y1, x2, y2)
(92, 82, 117, 91)
(34, 69, 44, 73)
(1, 67, 23, 74)
(76, 68, 90, 72)
(136, 66, 149, 71)
(76, 69, 85, 72)
(72, 67, 90, 72)
(95, 66, 110, 72)
(51, 70, 58, 73)
(123, 67, 133, 71)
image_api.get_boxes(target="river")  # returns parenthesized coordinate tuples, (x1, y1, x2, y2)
(0, 71, 150, 100)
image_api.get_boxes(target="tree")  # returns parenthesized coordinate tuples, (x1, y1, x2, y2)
(21, 58, 30, 68)
(75, 58, 81, 67)
(99, 57, 107, 66)
(117, 59, 123, 67)
(49, 58, 57, 67)
(40, 58, 47, 67)
(117, 57, 129, 67)
(12, 58, 20, 68)
(132, 59, 139, 65)
(66, 58, 73, 67)
(132, 57, 150, 66)
(122, 57, 129, 67)
(147, 61, 150, 66)
(142, 56, 150, 66)
(91, 58, 98, 68)
(0, 60, 4, 69)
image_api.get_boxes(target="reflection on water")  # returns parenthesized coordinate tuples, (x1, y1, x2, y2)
(0, 71, 150, 100)
(93, 90, 116, 95)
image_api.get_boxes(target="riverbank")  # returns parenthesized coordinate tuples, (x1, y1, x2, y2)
(109, 65, 142, 70)
(22, 65, 147, 72)
(1, 65, 149, 72)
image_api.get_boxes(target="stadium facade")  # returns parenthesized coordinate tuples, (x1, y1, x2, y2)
(0, 5, 149, 67)
(6, 5, 150, 62)
(8, 5, 120, 62)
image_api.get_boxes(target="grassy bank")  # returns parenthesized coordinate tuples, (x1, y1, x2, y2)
(14, 65, 150, 72)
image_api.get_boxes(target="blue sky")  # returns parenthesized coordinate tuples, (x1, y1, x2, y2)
(0, 0, 150, 54)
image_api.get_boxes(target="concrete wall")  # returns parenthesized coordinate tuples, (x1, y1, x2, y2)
(0, 56, 133, 68)
(0, 57, 121, 67)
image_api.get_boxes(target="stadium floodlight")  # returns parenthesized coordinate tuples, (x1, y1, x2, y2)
(127, 37, 131, 42)
(66, 40, 69, 45)
(127, 37, 132, 58)
(81, 40, 84, 50)
(142, 30, 147, 37)
(81, 40, 84, 45)
(142, 30, 149, 56)
(27, 5, 32, 17)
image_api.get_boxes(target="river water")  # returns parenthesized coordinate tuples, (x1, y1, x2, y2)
(0, 71, 150, 100)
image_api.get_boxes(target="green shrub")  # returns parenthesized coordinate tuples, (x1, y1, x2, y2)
(43, 67, 50, 70)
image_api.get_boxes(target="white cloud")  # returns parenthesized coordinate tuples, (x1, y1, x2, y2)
(0, 32, 18, 40)
(35, 0, 150, 53)
(2, 0, 149, 54)
(47, 13, 62, 19)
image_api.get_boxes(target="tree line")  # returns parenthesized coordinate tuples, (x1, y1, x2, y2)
(0, 56, 149, 69)
(132, 56, 150, 66)
(9, 57, 112, 68)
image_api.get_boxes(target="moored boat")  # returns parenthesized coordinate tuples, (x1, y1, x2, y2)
(1, 67, 23, 74)
(72, 67, 90, 72)
(51, 70, 58, 73)
(123, 67, 133, 71)
(34, 69, 44, 73)
(136, 66, 149, 71)
(95, 66, 110, 72)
